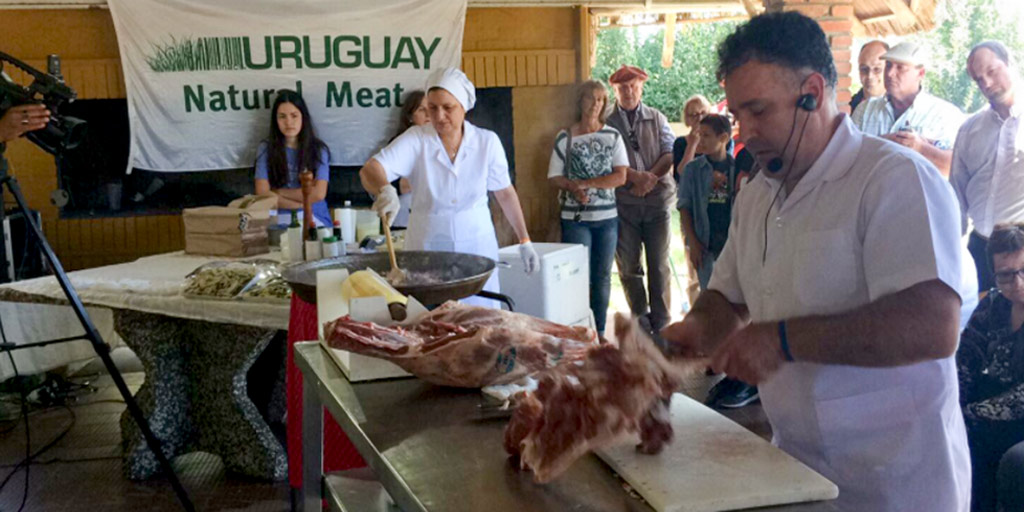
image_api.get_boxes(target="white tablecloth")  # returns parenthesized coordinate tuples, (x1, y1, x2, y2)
(0, 251, 291, 380)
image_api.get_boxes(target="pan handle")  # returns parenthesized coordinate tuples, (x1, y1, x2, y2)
(476, 290, 515, 311)
(495, 260, 512, 268)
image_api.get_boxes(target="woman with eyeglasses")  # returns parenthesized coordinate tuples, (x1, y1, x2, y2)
(957, 223, 1024, 511)
(673, 95, 713, 177)
(547, 80, 628, 335)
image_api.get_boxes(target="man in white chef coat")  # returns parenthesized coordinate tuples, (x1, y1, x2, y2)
(661, 12, 971, 511)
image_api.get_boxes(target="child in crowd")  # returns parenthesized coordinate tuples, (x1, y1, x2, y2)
(677, 113, 758, 409)
(677, 113, 734, 290)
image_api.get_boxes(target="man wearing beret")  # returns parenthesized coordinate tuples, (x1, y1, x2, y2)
(605, 65, 677, 335)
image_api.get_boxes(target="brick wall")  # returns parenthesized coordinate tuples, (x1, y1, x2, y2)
(765, 0, 856, 113)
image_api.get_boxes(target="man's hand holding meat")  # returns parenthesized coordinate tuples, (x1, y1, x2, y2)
(708, 322, 784, 385)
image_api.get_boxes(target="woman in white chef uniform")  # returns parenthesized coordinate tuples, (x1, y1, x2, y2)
(359, 68, 540, 306)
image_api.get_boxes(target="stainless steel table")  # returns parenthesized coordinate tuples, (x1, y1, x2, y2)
(293, 342, 838, 512)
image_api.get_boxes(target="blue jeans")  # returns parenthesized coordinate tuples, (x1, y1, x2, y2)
(696, 250, 718, 291)
(562, 217, 618, 333)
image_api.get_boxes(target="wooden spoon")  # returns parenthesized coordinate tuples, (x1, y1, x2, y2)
(381, 212, 406, 285)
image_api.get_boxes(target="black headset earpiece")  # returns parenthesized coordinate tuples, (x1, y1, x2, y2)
(797, 93, 817, 111)
(766, 92, 817, 173)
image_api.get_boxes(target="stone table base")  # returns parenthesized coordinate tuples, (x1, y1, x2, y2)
(115, 309, 287, 481)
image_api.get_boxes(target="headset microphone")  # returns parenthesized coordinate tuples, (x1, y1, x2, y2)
(765, 93, 816, 174)
(761, 91, 817, 263)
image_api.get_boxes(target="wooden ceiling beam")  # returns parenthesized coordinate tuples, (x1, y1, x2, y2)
(862, 13, 899, 24)
(880, 0, 918, 26)
(739, 0, 762, 17)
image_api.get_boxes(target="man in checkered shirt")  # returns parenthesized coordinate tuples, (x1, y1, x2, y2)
(852, 41, 966, 176)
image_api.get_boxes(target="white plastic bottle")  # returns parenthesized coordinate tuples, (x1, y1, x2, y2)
(285, 210, 304, 262)
(321, 236, 340, 258)
(339, 200, 356, 246)
(304, 227, 322, 261)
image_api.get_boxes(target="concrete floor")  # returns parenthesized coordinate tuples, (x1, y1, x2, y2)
(0, 371, 291, 512)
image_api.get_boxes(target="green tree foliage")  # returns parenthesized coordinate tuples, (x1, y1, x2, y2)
(593, 22, 741, 122)
(911, 0, 1024, 113)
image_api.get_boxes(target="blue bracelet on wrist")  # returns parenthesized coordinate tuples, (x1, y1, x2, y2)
(778, 320, 795, 362)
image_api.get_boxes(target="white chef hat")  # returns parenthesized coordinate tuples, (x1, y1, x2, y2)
(425, 67, 476, 111)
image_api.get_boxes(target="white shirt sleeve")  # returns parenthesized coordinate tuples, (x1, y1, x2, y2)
(851, 100, 868, 130)
(547, 130, 569, 179)
(932, 104, 966, 150)
(485, 131, 513, 191)
(611, 132, 629, 168)
(949, 121, 973, 235)
(658, 112, 676, 156)
(373, 128, 421, 182)
(860, 156, 964, 303)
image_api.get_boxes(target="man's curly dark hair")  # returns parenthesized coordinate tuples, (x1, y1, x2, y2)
(717, 11, 838, 88)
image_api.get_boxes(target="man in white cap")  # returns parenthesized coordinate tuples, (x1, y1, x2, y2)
(359, 67, 540, 306)
(951, 41, 1022, 295)
(852, 41, 966, 176)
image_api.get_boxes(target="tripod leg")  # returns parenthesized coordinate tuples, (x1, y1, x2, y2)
(1, 175, 195, 512)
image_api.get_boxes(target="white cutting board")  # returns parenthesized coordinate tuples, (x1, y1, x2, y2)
(596, 393, 838, 512)
(316, 268, 411, 382)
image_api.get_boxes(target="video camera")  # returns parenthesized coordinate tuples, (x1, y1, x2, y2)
(0, 51, 86, 155)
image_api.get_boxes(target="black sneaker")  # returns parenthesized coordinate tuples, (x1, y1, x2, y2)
(704, 377, 736, 407)
(718, 382, 759, 409)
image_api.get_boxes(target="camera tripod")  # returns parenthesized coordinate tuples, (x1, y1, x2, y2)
(0, 144, 195, 511)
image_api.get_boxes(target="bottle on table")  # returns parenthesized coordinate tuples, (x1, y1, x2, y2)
(304, 226, 322, 261)
(321, 236, 341, 258)
(338, 200, 356, 245)
(285, 210, 304, 262)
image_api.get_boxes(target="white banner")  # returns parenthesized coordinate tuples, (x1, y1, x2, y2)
(107, 0, 466, 172)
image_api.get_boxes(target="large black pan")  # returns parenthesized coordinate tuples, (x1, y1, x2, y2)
(281, 251, 497, 306)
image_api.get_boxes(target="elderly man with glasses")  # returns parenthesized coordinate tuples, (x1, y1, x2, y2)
(605, 65, 677, 336)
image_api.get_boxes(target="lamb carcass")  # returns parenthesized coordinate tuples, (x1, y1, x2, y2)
(503, 313, 701, 483)
(322, 301, 598, 388)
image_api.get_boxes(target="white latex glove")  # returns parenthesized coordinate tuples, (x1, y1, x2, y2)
(372, 184, 400, 226)
(519, 242, 540, 274)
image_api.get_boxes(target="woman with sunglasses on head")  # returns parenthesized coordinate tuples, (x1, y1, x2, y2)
(673, 95, 713, 178)
(547, 80, 628, 335)
(254, 89, 332, 227)
(957, 223, 1024, 511)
